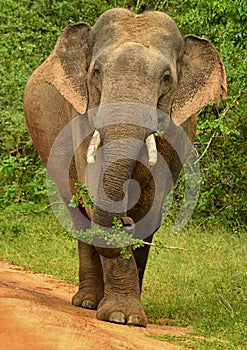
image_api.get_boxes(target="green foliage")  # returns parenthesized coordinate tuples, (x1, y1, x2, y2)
(69, 184, 145, 258)
(112, 216, 123, 229)
(68, 184, 181, 257)
(154, 130, 164, 137)
(167, 0, 247, 229)
(1, 0, 246, 229)
(0, 156, 47, 206)
(71, 224, 144, 258)
(69, 181, 94, 208)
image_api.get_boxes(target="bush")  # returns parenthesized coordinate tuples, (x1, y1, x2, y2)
(169, 0, 247, 229)
(0, 0, 246, 229)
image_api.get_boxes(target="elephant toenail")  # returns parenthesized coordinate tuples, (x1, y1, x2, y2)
(127, 314, 146, 327)
(109, 312, 126, 324)
(81, 300, 96, 309)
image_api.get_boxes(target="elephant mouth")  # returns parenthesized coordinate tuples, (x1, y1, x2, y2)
(86, 129, 157, 166)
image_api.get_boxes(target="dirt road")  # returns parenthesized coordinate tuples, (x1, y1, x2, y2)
(0, 261, 191, 349)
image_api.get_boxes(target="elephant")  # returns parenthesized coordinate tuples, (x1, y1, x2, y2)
(24, 8, 226, 327)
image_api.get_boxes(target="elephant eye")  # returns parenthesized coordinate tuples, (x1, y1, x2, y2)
(159, 69, 173, 96)
(91, 63, 102, 90)
(94, 67, 100, 76)
(162, 70, 171, 82)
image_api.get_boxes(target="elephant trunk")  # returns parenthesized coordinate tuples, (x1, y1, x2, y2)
(86, 104, 159, 257)
(88, 118, 148, 257)
(92, 124, 145, 229)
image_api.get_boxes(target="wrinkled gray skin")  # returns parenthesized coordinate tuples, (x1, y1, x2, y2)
(24, 9, 226, 326)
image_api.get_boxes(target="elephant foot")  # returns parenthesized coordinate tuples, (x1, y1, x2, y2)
(72, 290, 102, 310)
(96, 299, 147, 327)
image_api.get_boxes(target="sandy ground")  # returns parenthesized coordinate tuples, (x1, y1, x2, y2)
(0, 261, 193, 350)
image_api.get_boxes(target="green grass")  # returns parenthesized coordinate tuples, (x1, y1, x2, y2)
(144, 221, 247, 349)
(0, 203, 78, 283)
(0, 203, 246, 349)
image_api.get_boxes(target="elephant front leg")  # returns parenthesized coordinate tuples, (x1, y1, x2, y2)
(96, 250, 147, 327)
(72, 241, 104, 309)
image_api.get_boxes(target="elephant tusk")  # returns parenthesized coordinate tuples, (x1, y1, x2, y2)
(146, 134, 157, 166)
(86, 130, 101, 164)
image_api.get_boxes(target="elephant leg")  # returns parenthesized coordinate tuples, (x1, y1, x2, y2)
(96, 251, 147, 327)
(72, 241, 104, 309)
(133, 233, 154, 292)
(68, 206, 104, 309)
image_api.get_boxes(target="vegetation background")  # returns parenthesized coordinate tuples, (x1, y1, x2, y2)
(0, 0, 246, 229)
(0, 0, 246, 349)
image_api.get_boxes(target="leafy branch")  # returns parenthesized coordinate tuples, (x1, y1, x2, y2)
(69, 182, 94, 209)
(69, 182, 184, 259)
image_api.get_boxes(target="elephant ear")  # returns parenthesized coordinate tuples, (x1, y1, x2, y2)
(45, 23, 91, 114)
(171, 35, 227, 125)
